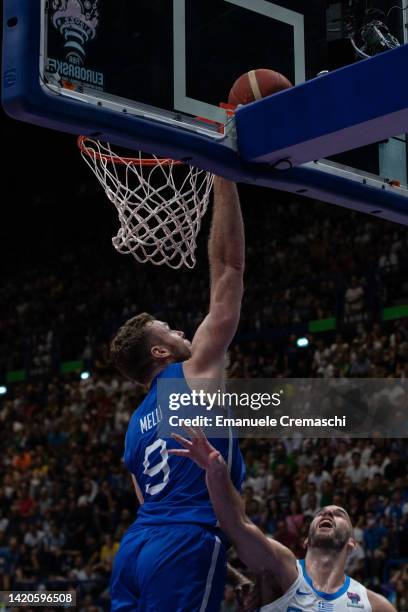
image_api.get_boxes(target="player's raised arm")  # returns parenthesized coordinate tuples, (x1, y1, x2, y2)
(184, 178, 244, 378)
(169, 428, 298, 591)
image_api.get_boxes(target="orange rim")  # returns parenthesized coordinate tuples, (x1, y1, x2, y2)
(77, 136, 182, 166)
(77, 104, 235, 165)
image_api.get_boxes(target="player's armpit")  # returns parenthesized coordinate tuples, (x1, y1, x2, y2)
(131, 474, 144, 505)
(367, 590, 397, 611)
(240, 567, 289, 612)
(226, 564, 253, 609)
(230, 519, 298, 595)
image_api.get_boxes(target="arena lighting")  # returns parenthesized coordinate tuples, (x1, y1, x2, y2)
(0, 386, 7, 395)
(80, 371, 91, 380)
(297, 337, 309, 348)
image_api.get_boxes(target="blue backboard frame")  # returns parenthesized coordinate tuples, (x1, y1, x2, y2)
(2, 0, 408, 225)
(235, 44, 408, 167)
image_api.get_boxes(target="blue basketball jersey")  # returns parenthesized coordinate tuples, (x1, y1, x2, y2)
(124, 362, 245, 526)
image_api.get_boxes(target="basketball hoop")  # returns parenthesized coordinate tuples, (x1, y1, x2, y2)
(77, 136, 214, 269)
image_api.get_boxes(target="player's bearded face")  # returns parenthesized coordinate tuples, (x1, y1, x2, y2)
(167, 334, 192, 360)
(308, 506, 353, 551)
(150, 320, 192, 361)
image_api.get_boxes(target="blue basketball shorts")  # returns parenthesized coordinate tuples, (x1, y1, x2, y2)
(110, 523, 227, 612)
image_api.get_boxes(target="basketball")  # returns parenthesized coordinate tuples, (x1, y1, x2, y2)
(228, 68, 293, 106)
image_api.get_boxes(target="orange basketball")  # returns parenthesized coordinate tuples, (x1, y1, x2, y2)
(228, 68, 293, 106)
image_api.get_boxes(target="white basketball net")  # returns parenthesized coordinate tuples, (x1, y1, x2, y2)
(78, 138, 214, 269)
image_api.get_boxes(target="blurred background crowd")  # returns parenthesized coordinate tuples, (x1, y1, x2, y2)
(2, 191, 408, 380)
(1, 186, 408, 610)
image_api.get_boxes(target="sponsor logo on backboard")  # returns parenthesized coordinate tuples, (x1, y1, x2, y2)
(51, 0, 99, 66)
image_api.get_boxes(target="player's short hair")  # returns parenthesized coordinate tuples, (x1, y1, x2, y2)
(110, 312, 155, 382)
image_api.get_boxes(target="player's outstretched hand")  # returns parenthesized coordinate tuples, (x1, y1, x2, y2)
(169, 425, 224, 471)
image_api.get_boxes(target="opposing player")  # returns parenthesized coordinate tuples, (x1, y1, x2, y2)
(170, 427, 396, 612)
(109, 178, 246, 611)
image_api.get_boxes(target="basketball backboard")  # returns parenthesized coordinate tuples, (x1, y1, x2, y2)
(41, 0, 322, 135)
(3, 0, 408, 222)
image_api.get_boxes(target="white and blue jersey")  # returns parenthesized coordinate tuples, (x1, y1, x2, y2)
(260, 560, 372, 612)
(111, 362, 245, 612)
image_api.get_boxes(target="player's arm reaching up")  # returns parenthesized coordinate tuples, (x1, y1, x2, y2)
(184, 178, 244, 380)
(169, 427, 298, 594)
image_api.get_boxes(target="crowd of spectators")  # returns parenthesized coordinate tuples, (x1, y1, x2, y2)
(0, 371, 140, 609)
(1, 193, 408, 380)
(231, 434, 408, 610)
(1, 189, 408, 609)
(2, 360, 408, 609)
(228, 318, 408, 379)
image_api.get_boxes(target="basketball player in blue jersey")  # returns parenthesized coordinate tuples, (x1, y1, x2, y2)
(170, 427, 396, 612)
(109, 177, 246, 611)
